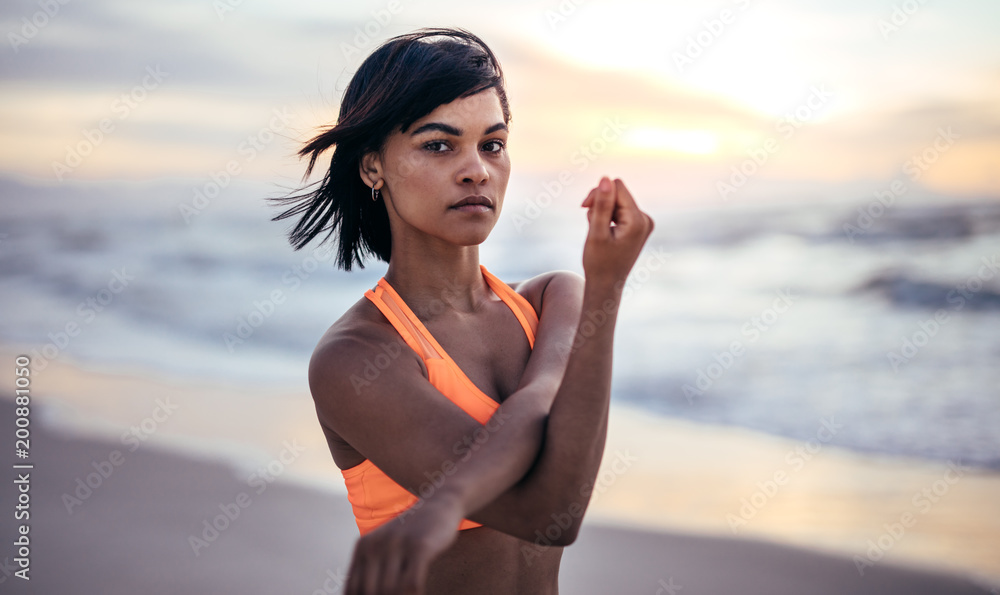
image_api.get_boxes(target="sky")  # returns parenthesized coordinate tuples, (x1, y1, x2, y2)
(1, 0, 998, 206)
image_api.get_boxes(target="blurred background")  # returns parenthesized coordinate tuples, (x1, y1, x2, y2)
(1, 0, 998, 592)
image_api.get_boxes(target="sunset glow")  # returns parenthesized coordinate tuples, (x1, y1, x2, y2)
(0, 1, 997, 202)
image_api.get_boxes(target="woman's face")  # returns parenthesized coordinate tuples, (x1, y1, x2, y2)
(363, 88, 511, 250)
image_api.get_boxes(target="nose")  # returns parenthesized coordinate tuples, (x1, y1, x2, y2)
(456, 149, 489, 186)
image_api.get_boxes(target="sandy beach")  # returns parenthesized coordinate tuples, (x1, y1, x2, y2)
(0, 349, 997, 594)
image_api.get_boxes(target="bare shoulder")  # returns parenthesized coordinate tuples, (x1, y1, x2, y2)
(510, 270, 585, 317)
(308, 294, 423, 428)
(505, 270, 585, 392)
(312, 292, 386, 356)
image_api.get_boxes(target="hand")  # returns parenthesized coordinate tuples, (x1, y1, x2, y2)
(345, 496, 463, 594)
(580, 177, 655, 290)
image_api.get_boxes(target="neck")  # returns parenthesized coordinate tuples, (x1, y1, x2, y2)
(383, 239, 490, 319)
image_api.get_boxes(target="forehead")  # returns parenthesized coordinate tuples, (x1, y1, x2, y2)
(411, 89, 504, 129)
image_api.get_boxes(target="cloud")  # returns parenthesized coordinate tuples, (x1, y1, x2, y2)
(1, 1, 997, 198)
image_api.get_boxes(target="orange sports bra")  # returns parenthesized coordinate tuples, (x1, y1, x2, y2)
(342, 264, 538, 536)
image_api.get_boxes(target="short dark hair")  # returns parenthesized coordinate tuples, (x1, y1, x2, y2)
(270, 27, 510, 271)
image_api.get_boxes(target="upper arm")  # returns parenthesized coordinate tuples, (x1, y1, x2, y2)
(513, 270, 586, 400)
(309, 323, 490, 497)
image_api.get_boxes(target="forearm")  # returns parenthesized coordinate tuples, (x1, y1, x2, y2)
(401, 365, 559, 528)
(496, 282, 618, 530)
(421, 282, 619, 538)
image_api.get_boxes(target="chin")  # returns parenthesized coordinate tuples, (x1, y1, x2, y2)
(448, 227, 494, 247)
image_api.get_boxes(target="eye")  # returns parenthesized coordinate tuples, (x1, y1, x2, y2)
(423, 140, 450, 152)
(482, 140, 505, 153)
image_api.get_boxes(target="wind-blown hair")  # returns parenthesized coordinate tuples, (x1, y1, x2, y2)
(270, 27, 510, 271)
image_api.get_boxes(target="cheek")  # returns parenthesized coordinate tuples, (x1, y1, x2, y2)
(386, 146, 427, 182)
(383, 147, 433, 196)
(493, 158, 511, 189)
(396, 165, 445, 203)
(384, 158, 440, 219)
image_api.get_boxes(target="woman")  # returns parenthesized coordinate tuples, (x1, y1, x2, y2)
(272, 28, 654, 594)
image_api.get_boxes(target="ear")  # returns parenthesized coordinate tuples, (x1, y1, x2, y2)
(359, 151, 384, 190)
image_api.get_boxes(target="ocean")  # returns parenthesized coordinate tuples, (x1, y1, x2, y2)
(1, 176, 998, 469)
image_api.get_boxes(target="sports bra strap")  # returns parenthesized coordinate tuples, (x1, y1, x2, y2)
(364, 265, 539, 360)
(365, 285, 442, 361)
(480, 265, 537, 348)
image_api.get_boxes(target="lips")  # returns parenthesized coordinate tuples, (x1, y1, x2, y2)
(450, 195, 494, 209)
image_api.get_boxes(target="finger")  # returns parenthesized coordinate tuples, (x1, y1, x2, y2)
(612, 178, 640, 210)
(583, 182, 603, 225)
(609, 179, 638, 225)
(345, 550, 364, 595)
(379, 546, 406, 595)
(360, 548, 382, 595)
(403, 550, 432, 595)
(587, 176, 616, 241)
(580, 184, 599, 208)
(610, 179, 652, 236)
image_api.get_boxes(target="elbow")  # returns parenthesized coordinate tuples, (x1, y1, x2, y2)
(550, 528, 579, 547)
(544, 523, 580, 547)
(525, 506, 584, 547)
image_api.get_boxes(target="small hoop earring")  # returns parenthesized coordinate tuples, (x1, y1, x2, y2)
(371, 184, 381, 202)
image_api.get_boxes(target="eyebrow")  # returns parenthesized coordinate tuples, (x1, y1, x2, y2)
(410, 122, 508, 136)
